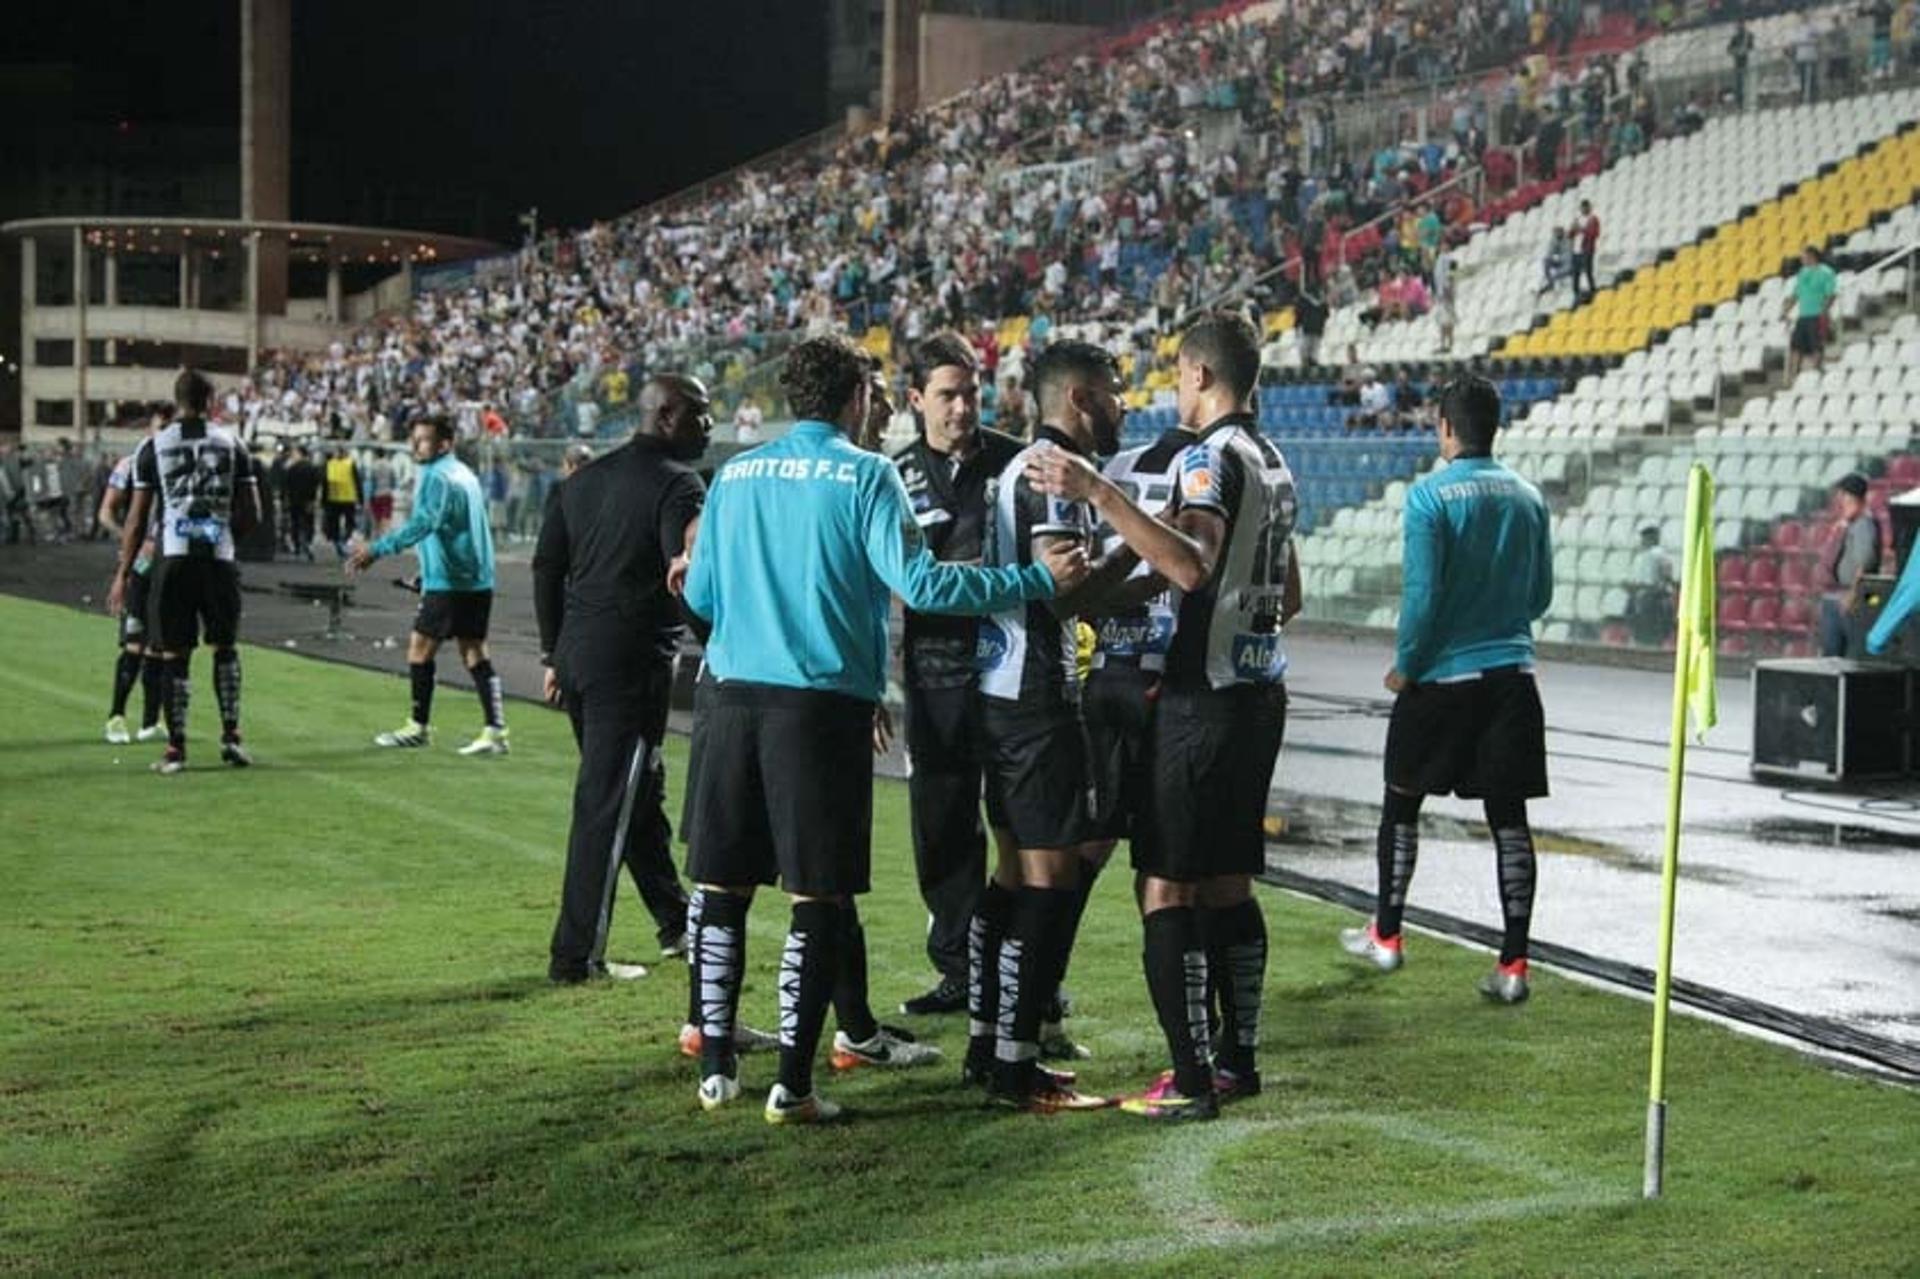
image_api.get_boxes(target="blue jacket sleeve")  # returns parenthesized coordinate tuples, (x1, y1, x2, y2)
(1395, 486, 1446, 680)
(372, 467, 446, 559)
(682, 483, 719, 623)
(1530, 501, 1555, 621)
(1866, 554, 1920, 654)
(864, 464, 1053, 613)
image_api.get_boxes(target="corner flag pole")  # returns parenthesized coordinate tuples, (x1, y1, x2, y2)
(1645, 464, 1716, 1200)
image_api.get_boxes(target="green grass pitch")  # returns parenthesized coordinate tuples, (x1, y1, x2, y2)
(0, 594, 1914, 1276)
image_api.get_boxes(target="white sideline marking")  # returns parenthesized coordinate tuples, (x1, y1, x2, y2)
(836, 1110, 1623, 1279)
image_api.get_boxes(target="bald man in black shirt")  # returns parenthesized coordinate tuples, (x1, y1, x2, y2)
(536, 374, 713, 983)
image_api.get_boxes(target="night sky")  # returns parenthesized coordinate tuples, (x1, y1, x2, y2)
(12, 0, 832, 241)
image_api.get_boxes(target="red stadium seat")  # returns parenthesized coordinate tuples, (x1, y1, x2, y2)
(1770, 521, 1804, 553)
(1888, 454, 1920, 488)
(1718, 633, 1751, 656)
(1746, 555, 1779, 590)
(1717, 594, 1751, 633)
(1782, 637, 1816, 658)
(1718, 555, 1748, 588)
(1780, 556, 1813, 592)
(1748, 596, 1782, 632)
(1779, 597, 1813, 633)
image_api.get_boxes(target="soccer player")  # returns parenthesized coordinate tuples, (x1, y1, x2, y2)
(889, 333, 1025, 1016)
(1077, 418, 1190, 906)
(535, 375, 710, 984)
(679, 334, 1085, 1124)
(1028, 312, 1302, 1121)
(107, 370, 263, 775)
(678, 356, 939, 1070)
(1339, 374, 1552, 1005)
(99, 410, 167, 746)
(348, 417, 507, 757)
(968, 339, 1142, 1113)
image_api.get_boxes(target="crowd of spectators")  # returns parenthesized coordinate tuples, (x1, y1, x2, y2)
(0, 438, 113, 547)
(244, 0, 1862, 444)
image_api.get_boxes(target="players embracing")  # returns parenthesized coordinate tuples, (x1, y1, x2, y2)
(1027, 311, 1301, 1120)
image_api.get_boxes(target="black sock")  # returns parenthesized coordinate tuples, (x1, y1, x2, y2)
(1208, 899, 1268, 1077)
(165, 656, 191, 753)
(776, 900, 843, 1098)
(1376, 789, 1423, 938)
(110, 650, 141, 718)
(470, 660, 504, 730)
(139, 655, 163, 728)
(690, 888, 749, 1078)
(967, 880, 1014, 1071)
(1143, 906, 1213, 1098)
(410, 660, 436, 726)
(832, 902, 879, 1044)
(212, 649, 241, 739)
(995, 885, 1077, 1093)
(1050, 859, 1103, 1013)
(1487, 799, 1536, 965)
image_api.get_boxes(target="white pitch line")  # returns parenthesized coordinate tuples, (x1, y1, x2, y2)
(836, 1110, 1623, 1279)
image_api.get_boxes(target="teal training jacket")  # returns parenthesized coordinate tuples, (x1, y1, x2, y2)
(684, 421, 1055, 702)
(371, 453, 495, 593)
(1396, 456, 1553, 683)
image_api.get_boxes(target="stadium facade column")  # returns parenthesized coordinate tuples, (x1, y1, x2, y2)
(103, 251, 118, 370)
(240, 0, 291, 318)
(18, 236, 33, 435)
(880, 0, 923, 119)
(325, 259, 342, 322)
(245, 232, 261, 376)
(71, 225, 88, 438)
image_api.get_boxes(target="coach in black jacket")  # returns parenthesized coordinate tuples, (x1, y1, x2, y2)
(535, 374, 712, 983)
(890, 333, 1025, 1014)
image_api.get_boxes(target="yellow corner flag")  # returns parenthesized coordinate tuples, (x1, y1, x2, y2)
(1644, 462, 1717, 1200)
(1679, 466, 1718, 738)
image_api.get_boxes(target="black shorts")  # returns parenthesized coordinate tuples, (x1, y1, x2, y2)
(1083, 664, 1159, 840)
(1384, 666, 1548, 800)
(119, 564, 154, 646)
(981, 695, 1096, 850)
(904, 678, 1007, 828)
(683, 681, 875, 896)
(1133, 683, 1287, 882)
(414, 590, 492, 642)
(153, 557, 241, 653)
(1790, 315, 1825, 355)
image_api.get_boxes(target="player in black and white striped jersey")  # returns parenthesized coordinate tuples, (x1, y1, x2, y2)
(967, 340, 1140, 1113)
(98, 408, 168, 747)
(1080, 427, 1187, 861)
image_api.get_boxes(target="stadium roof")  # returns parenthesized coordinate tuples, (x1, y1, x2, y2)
(0, 216, 499, 266)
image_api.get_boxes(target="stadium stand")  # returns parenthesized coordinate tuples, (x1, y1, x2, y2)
(242, 0, 1689, 442)
(1502, 100, 1920, 358)
(1291, 84, 1920, 366)
(231, 0, 1914, 664)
